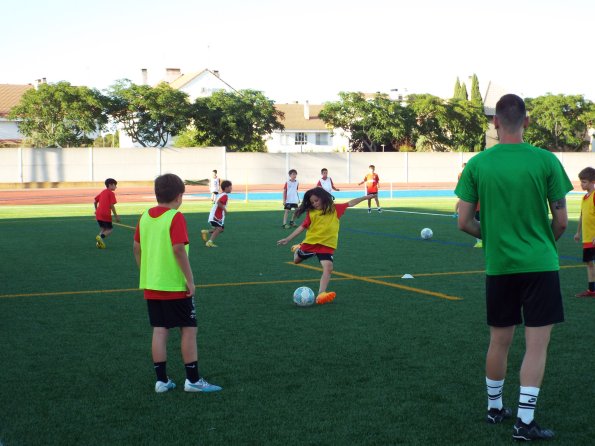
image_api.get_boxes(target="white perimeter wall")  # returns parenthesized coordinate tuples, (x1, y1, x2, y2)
(1, 146, 594, 185)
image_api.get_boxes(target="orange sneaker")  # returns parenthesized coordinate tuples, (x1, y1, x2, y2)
(290, 243, 302, 253)
(316, 291, 336, 305)
(575, 290, 595, 297)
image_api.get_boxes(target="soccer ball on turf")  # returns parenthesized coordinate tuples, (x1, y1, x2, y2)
(293, 286, 315, 307)
(420, 228, 433, 240)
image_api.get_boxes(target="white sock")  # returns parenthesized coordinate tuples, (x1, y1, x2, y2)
(486, 377, 504, 410)
(518, 386, 540, 424)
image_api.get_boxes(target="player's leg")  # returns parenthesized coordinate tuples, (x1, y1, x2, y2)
(209, 226, 223, 241)
(374, 194, 381, 212)
(316, 257, 336, 304)
(367, 197, 372, 213)
(282, 208, 289, 227)
(485, 325, 515, 422)
(180, 326, 198, 364)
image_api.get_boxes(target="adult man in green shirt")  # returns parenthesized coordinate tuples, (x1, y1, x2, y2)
(456, 94, 573, 441)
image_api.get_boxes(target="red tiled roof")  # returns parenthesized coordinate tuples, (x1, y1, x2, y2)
(0, 84, 34, 117)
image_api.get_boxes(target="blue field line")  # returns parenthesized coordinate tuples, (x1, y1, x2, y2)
(189, 189, 458, 201)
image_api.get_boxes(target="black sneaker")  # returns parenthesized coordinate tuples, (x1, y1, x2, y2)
(512, 418, 554, 441)
(486, 407, 512, 424)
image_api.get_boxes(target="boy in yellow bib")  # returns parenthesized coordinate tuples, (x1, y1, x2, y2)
(277, 187, 374, 304)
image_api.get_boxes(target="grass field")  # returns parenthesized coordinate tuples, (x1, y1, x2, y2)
(1, 195, 594, 446)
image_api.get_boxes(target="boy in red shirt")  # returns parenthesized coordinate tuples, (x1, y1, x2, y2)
(358, 165, 381, 213)
(94, 178, 120, 249)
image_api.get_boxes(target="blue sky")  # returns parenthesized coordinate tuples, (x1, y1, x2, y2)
(2, 0, 594, 103)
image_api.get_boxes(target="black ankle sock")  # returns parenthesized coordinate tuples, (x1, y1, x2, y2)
(100, 233, 106, 239)
(185, 361, 200, 383)
(589, 282, 594, 292)
(154, 361, 167, 382)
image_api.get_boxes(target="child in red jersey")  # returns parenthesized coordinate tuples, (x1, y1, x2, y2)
(133, 173, 221, 394)
(358, 165, 381, 213)
(94, 178, 120, 249)
(277, 187, 373, 304)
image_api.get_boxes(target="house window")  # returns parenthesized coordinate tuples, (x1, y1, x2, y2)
(295, 132, 307, 145)
(315, 133, 329, 145)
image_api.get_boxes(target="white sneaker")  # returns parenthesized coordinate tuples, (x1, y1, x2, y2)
(184, 378, 222, 393)
(155, 379, 176, 393)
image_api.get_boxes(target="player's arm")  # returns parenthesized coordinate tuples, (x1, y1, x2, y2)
(282, 184, 287, 204)
(347, 194, 376, 208)
(94, 200, 98, 210)
(457, 200, 481, 239)
(133, 241, 141, 267)
(111, 204, 121, 222)
(173, 243, 195, 297)
(331, 179, 339, 191)
(574, 212, 582, 242)
(549, 197, 568, 241)
(277, 225, 305, 246)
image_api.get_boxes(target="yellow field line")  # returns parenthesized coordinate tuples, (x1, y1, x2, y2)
(288, 262, 463, 301)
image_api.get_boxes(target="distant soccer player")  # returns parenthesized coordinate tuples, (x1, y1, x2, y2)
(202, 180, 232, 248)
(573, 167, 595, 297)
(282, 169, 299, 229)
(94, 178, 120, 249)
(133, 173, 221, 393)
(277, 187, 374, 305)
(358, 164, 381, 213)
(317, 168, 340, 194)
(209, 170, 220, 203)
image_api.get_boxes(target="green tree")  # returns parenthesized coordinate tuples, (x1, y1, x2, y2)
(470, 74, 483, 107)
(525, 94, 593, 151)
(179, 90, 283, 152)
(319, 92, 412, 151)
(453, 78, 461, 99)
(8, 81, 108, 148)
(107, 80, 192, 147)
(446, 99, 488, 151)
(407, 94, 451, 151)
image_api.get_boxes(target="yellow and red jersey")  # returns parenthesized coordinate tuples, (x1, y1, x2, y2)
(581, 191, 595, 247)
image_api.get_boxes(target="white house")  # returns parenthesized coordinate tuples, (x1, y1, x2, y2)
(118, 68, 237, 148)
(267, 102, 350, 153)
(0, 83, 34, 146)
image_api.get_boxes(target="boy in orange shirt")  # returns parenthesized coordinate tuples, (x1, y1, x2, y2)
(358, 165, 381, 213)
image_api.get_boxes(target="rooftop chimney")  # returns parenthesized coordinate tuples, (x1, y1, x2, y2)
(213, 70, 220, 78)
(303, 101, 310, 120)
(141, 68, 148, 85)
(165, 68, 181, 83)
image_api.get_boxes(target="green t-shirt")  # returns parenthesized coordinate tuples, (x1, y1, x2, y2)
(455, 143, 573, 275)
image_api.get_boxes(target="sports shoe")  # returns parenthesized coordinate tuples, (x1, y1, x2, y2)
(377, 208, 382, 213)
(283, 224, 291, 229)
(201, 229, 209, 242)
(486, 407, 512, 424)
(512, 418, 554, 441)
(474, 240, 483, 248)
(316, 291, 336, 305)
(184, 378, 222, 393)
(205, 240, 217, 248)
(155, 379, 176, 393)
(289, 221, 296, 227)
(95, 235, 106, 249)
(575, 289, 595, 297)
(290, 243, 302, 253)
(367, 208, 372, 214)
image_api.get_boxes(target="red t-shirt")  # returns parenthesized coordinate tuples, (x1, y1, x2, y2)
(94, 189, 117, 222)
(363, 173, 379, 194)
(134, 206, 190, 300)
(300, 203, 349, 254)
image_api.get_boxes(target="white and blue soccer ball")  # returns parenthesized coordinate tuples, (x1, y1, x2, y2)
(420, 228, 433, 240)
(293, 286, 315, 307)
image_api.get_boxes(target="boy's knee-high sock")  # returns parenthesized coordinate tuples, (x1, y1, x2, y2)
(154, 361, 167, 383)
(486, 377, 504, 410)
(518, 386, 540, 424)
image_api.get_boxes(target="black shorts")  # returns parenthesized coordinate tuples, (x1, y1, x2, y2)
(296, 248, 333, 262)
(97, 220, 113, 229)
(147, 297, 196, 328)
(284, 203, 298, 210)
(209, 220, 224, 230)
(486, 271, 564, 327)
(582, 247, 595, 263)
(366, 191, 378, 196)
